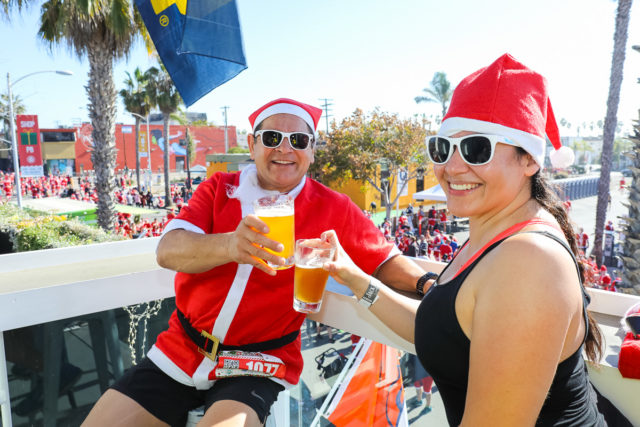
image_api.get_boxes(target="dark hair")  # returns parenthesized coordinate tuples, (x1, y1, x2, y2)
(517, 148, 603, 363)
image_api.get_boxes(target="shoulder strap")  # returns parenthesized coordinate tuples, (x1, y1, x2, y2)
(451, 218, 560, 281)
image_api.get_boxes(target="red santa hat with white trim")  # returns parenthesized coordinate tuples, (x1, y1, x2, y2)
(249, 98, 323, 133)
(439, 53, 574, 169)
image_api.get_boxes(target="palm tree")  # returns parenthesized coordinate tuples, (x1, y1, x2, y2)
(619, 44, 640, 295)
(2, 0, 143, 231)
(119, 67, 152, 190)
(415, 72, 453, 121)
(620, 116, 640, 295)
(592, 0, 632, 265)
(147, 65, 182, 207)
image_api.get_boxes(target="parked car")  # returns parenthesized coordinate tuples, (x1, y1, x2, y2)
(621, 169, 633, 177)
(570, 165, 586, 175)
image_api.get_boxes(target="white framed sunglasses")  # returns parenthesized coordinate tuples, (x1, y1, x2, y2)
(255, 129, 315, 151)
(426, 134, 519, 166)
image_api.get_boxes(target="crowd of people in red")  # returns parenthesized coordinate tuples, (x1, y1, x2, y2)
(577, 220, 623, 292)
(1, 170, 193, 240)
(371, 202, 626, 293)
(113, 210, 178, 239)
(375, 205, 460, 262)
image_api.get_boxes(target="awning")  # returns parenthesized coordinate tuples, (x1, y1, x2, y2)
(413, 184, 447, 202)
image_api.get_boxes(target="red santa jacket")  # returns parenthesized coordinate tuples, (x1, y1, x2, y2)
(150, 171, 397, 389)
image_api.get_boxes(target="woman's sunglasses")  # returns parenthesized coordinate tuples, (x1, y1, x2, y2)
(427, 134, 518, 166)
(255, 130, 314, 151)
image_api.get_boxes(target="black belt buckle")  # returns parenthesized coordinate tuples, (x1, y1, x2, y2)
(199, 330, 220, 362)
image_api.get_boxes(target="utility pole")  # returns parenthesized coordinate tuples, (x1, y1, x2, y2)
(318, 98, 333, 135)
(221, 106, 229, 153)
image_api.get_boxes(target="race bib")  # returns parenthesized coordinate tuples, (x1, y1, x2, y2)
(215, 350, 286, 379)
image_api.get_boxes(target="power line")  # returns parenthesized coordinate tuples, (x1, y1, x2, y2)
(318, 98, 333, 135)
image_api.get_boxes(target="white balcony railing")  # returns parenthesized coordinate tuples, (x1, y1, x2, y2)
(1, 238, 639, 426)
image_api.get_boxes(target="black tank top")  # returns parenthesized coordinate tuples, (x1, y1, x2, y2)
(415, 230, 605, 426)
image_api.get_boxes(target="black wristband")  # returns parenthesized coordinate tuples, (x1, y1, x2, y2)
(417, 272, 439, 297)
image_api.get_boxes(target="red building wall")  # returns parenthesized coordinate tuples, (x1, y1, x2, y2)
(74, 122, 238, 173)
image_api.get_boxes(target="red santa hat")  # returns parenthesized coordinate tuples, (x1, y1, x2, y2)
(249, 98, 323, 133)
(439, 53, 574, 169)
(619, 303, 640, 380)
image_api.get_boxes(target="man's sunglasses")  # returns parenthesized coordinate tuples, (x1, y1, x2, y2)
(427, 134, 518, 166)
(255, 130, 314, 151)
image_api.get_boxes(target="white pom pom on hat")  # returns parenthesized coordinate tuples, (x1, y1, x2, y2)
(549, 145, 575, 169)
(438, 53, 574, 169)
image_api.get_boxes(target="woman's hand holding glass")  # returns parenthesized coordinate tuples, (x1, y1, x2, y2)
(320, 230, 370, 297)
(226, 215, 286, 276)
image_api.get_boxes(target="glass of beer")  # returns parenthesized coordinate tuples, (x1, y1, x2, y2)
(252, 195, 295, 270)
(293, 239, 336, 313)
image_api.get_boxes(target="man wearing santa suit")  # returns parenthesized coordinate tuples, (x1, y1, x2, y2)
(84, 98, 426, 427)
(577, 227, 589, 253)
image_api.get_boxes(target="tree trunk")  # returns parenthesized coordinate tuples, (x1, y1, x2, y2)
(86, 42, 117, 231)
(185, 128, 192, 188)
(383, 183, 392, 222)
(163, 116, 172, 208)
(592, 0, 632, 265)
(134, 118, 141, 190)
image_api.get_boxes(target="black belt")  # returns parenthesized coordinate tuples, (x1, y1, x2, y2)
(176, 308, 299, 361)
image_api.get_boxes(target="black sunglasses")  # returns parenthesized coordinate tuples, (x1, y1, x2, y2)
(426, 134, 518, 166)
(255, 130, 314, 150)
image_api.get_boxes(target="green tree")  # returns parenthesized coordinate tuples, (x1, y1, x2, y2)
(620, 115, 640, 295)
(571, 139, 593, 165)
(228, 146, 249, 154)
(146, 65, 182, 207)
(613, 137, 632, 169)
(2, 0, 144, 230)
(310, 109, 428, 220)
(119, 67, 152, 190)
(619, 45, 640, 295)
(414, 72, 453, 121)
(593, 0, 633, 265)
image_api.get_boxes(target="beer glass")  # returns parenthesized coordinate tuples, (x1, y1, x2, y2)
(293, 239, 336, 313)
(252, 195, 295, 269)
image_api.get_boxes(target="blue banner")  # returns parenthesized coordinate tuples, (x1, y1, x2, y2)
(135, 0, 247, 107)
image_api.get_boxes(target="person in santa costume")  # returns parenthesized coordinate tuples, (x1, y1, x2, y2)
(577, 227, 589, 253)
(84, 98, 424, 426)
(324, 54, 606, 426)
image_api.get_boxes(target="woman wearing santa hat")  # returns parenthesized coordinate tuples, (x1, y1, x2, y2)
(84, 98, 423, 426)
(324, 54, 605, 426)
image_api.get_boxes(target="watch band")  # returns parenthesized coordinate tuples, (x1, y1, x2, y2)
(417, 272, 439, 297)
(358, 277, 381, 308)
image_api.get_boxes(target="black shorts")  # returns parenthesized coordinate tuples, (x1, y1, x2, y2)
(110, 358, 284, 426)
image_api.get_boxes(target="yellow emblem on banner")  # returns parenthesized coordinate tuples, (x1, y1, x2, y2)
(151, 0, 186, 15)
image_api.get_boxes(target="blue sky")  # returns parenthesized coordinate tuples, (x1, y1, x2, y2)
(1, 0, 639, 135)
